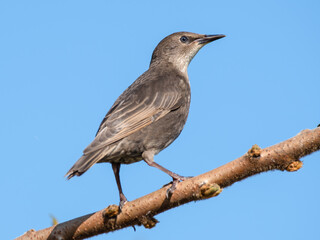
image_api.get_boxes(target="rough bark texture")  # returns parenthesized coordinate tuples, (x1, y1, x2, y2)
(15, 127, 320, 240)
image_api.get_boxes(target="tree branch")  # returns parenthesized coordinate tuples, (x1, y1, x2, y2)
(16, 127, 320, 240)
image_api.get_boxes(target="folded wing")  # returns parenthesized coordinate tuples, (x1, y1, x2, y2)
(83, 90, 181, 155)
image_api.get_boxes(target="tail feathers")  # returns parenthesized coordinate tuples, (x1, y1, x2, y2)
(65, 150, 104, 179)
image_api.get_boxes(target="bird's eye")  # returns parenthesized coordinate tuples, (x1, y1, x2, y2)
(180, 36, 188, 43)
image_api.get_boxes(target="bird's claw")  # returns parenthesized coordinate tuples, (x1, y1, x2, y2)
(165, 176, 193, 198)
(178, 176, 193, 181)
(166, 179, 178, 198)
(119, 199, 128, 211)
(119, 194, 128, 211)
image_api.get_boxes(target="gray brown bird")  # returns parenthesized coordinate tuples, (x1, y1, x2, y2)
(66, 32, 225, 207)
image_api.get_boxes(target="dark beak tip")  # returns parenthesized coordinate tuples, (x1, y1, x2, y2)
(198, 34, 226, 44)
(205, 34, 226, 39)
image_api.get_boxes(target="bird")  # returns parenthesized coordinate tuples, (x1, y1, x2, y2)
(66, 32, 225, 208)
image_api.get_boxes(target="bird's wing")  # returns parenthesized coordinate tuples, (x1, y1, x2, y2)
(83, 90, 181, 155)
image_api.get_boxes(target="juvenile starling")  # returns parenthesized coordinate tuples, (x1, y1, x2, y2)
(66, 32, 225, 207)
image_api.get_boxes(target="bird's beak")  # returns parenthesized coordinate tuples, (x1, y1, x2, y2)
(196, 34, 226, 44)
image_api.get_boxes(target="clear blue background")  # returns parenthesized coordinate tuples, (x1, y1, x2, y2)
(1, 1, 320, 239)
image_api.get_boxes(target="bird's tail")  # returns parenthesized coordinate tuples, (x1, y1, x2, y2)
(65, 150, 104, 179)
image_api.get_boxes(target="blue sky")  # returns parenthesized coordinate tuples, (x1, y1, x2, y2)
(1, 1, 320, 239)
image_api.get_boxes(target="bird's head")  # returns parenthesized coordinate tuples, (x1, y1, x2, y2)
(150, 32, 225, 73)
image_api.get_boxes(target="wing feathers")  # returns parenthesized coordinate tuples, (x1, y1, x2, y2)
(83, 91, 180, 155)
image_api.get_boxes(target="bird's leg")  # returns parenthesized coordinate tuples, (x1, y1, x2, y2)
(144, 159, 188, 180)
(111, 163, 128, 209)
(142, 151, 188, 197)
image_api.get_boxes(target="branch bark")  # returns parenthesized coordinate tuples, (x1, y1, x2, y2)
(16, 127, 320, 240)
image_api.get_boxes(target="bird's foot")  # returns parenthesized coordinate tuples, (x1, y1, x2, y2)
(166, 179, 179, 198)
(165, 175, 193, 198)
(170, 172, 192, 181)
(119, 200, 127, 211)
(119, 193, 128, 211)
